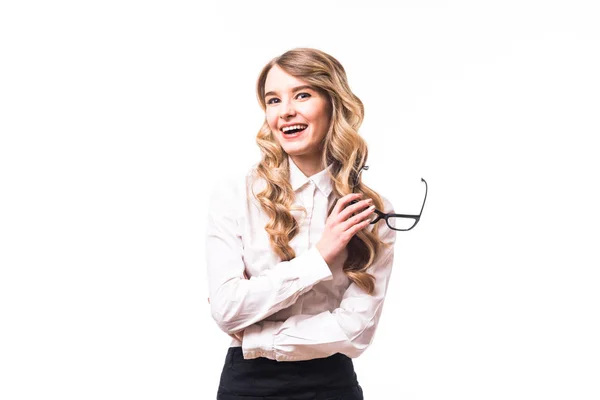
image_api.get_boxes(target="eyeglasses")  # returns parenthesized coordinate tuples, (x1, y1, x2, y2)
(349, 165, 428, 231)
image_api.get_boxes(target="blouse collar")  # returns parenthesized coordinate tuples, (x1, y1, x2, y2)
(288, 156, 334, 197)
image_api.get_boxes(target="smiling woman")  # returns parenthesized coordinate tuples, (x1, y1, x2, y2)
(206, 47, 397, 399)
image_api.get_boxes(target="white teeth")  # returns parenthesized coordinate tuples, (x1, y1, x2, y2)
(281, 124, 308, 132)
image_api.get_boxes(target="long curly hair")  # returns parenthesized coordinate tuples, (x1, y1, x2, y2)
(252, 47, 391, 295)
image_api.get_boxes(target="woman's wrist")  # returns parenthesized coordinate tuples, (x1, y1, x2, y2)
(315, 242, 334, 266)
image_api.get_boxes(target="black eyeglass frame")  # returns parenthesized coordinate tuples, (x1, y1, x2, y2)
(349, 166, 428, 232)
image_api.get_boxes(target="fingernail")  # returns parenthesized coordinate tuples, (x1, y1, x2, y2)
(368, 205, 375, 211)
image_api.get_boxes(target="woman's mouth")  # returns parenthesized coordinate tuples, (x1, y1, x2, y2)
(281, 124, 308, 139)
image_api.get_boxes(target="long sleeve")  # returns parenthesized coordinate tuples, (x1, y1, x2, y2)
(241, 199, 397, 362)
(206, 175, 333, 335)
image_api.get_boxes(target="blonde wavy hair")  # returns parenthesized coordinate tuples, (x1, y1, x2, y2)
(253, 47, 391, 295)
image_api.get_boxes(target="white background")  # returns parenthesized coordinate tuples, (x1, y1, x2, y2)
(1, 1, 599, 399)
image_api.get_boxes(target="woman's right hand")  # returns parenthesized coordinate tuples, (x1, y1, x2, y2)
(316, 193, 376, 266)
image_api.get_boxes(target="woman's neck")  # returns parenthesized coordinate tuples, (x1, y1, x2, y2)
(289, 154, 324, 178)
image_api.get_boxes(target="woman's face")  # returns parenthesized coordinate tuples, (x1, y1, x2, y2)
(264, 65, 332, 161)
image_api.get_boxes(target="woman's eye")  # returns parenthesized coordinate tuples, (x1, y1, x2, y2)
(266, 93, 310, 105)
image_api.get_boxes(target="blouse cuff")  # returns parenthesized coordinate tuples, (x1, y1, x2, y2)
(301, 246, 333, 285)
(242, 320, 281, 360)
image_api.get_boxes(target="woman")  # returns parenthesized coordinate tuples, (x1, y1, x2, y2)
(206, 47, 396, 399)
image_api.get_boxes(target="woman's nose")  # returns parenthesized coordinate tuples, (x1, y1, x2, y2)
(279, 101, 296, 119)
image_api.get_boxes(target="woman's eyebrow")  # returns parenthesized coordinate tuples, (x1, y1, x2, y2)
(264, 85, 315, 98)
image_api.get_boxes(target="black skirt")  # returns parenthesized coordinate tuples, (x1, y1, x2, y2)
(217, 346, 364, 400)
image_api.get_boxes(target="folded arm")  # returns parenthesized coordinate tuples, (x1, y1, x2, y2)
(241, 202, 397, 361)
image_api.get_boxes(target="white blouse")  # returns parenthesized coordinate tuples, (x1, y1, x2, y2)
(205, 156, 397, 362)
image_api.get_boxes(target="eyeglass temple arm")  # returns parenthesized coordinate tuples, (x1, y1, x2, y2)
(418, 178, 428, 215)
(352, 165, 369, 191)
